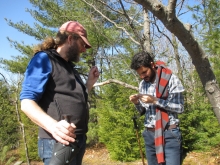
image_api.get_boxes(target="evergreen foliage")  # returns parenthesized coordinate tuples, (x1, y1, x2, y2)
(182, 0, 220, 152)
(180, 70, 220, 152)
(0, 146, 16, 165)
(1, 0, 220, 163)
(87, 108, 99, 146)
(18, 112, 39, 161)
(96, 84, 145, 161)
(0, 82, 19, 149)
(189, 0, 220, 55)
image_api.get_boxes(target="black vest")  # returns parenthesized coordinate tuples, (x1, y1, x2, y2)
(38, 49, 89, 138)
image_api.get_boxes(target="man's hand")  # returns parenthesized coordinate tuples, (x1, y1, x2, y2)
(21, 99, 77, 145)
(138, 94, 158, 104)
(129, 94, 158, 105)
(86, 66, 100, 92)
(50, 120, 77, 145)
(129, 94, 140, 104)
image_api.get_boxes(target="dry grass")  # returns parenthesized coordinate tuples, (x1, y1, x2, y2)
(83, 145, 145, 165)
(82, 144, 220, 165)
(14, 144, 220, 165)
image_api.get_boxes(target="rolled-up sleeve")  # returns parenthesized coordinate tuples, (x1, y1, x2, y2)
(20, 52, 52, 102)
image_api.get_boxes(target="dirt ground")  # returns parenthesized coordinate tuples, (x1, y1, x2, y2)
(17, 145, 220, 165)
(82, 145, 220, 165)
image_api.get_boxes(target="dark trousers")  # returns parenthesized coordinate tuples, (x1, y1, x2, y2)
(142, 128, 182, 165)
(38, 135, 87, 165)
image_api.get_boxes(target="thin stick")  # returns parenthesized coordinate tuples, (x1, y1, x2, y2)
(132, 116, 146, 165)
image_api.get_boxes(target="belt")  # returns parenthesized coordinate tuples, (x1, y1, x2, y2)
(146, 127, 155, 132)
(146, 124, 177, 132)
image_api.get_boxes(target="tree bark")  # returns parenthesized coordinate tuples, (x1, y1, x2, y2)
(94, 79, 139, 91)
(172, 33, 183, 83)
(14, 76, 30, 165)
(133, 0, 220, 124)
(143, 8, 152, 54)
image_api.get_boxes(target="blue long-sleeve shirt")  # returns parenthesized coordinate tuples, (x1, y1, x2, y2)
(20, 52, 52, 102)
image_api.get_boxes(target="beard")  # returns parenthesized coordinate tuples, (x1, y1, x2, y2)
(66, 43, 80, 62)
(144, 67, 156, 83)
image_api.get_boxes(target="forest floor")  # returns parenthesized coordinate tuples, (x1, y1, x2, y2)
(14, 144, 220, 165)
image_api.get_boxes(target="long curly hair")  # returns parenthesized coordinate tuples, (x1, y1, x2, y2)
(33, 31, 80, 53)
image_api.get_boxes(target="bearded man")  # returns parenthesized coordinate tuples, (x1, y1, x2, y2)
(20, 21, 99, 165)
(129, 51, 184, 165)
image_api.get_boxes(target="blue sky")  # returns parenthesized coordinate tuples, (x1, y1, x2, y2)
(0, 0, 197, 81)
(0, 0, 197, 62)
(0, 0, 199, 85)
(0, 0, 196, 58)
(0, 0, 38, 60)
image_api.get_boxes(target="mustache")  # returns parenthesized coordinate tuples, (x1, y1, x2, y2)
(144, 76, 150, 79)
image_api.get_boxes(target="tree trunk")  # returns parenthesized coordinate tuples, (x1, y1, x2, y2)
(15, 81, 30, 165)
(133, 0, 220, 124)
(143, 8, 152, 54)
(172, 33, 183, 83)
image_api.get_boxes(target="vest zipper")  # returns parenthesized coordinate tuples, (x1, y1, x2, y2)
(55, 99, 62, 121)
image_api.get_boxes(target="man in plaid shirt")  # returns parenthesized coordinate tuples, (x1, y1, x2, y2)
(129, 51, 184, 165)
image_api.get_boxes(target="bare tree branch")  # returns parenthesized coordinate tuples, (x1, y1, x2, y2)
(81, 0, 140, 45)
(152, 16, 174, 47)
(94, 79, 139, 91)
(176, 0, 185, 16)
(167, 0, 177, 21)
(143, 8, 152, 53)
(97, 0, 143, 26)
(118, 0, 143, 49)
(0, 73, 8, 84)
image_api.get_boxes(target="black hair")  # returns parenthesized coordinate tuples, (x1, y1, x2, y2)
(130, 51, 154, 70)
